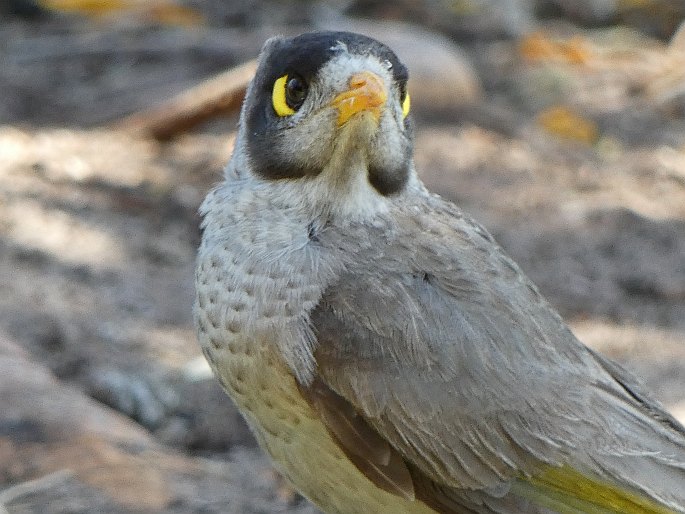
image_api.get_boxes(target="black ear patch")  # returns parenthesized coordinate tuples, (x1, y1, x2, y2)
(368, 162, 410, 196)
(369, 119, 413, 196)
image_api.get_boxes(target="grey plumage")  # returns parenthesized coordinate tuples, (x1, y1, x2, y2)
(311, 195, 685, 510)
(195, 31, 685, 513)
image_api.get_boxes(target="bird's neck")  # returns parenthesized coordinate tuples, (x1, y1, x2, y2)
(297, 122, 393, 223)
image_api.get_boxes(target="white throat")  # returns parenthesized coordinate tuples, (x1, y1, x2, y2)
(292, 121, 392, 224)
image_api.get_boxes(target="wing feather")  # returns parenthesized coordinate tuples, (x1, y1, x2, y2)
(300, 377, 416, 501)
(308, 198, 685, 512)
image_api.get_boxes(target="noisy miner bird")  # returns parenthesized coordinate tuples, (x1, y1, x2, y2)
(194, 31, 685, 513)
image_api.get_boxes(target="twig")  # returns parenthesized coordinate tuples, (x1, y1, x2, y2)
(0, 469, 76, 506)
(115, 59, 257, 140)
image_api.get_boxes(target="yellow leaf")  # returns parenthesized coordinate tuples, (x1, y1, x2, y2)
(39, 0, 132, 15)
(145, 5, 204, 26)
(38, 0, 204, 25)
(520, 32, 592, 64)
(537, 106, 599, 144)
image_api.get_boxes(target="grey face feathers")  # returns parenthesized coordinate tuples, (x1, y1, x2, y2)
(242, 31, 414, 196)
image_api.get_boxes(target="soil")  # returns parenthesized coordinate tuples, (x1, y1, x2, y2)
(1, 2, 684, 513)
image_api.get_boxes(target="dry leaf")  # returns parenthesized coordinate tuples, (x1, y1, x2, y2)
(537, 106, 599, 144)
(38, 0, 204, 25)
(520, 32, 592, 64)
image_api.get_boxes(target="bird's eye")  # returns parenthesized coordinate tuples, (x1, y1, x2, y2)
(272, 74, 308, 117)
(400, 86, 411, 119)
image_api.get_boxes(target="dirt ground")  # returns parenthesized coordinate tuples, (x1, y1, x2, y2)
(1, 2, 685, 513)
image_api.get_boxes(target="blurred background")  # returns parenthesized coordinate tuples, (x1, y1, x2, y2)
(1, 1, 685, 512)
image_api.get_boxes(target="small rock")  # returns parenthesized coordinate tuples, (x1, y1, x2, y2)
(85, 367, 177, 429)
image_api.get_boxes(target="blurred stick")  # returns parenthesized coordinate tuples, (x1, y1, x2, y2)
(0, 469, 75, 506)
(116, 59, 257, 140)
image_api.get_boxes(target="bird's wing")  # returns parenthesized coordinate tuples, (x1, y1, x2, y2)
(305, 199, 685, 513)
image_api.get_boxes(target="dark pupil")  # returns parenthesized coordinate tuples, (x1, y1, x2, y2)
(285, 76, 307, 109)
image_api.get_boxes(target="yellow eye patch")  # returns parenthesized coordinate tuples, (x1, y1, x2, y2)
(272, 75, 296, 117)
(401, 92, 411, 118)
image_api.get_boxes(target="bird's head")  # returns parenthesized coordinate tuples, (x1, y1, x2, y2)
(231, 31, 415, 211)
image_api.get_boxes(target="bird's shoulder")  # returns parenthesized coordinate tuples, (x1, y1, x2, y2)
(309, 191, 606, 480)
(313, 189, 577, 373)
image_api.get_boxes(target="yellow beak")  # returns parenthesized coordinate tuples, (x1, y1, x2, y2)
(331, 71, 387, 127)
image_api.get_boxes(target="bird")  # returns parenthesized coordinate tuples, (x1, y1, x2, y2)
(194, 30, 685, 513)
